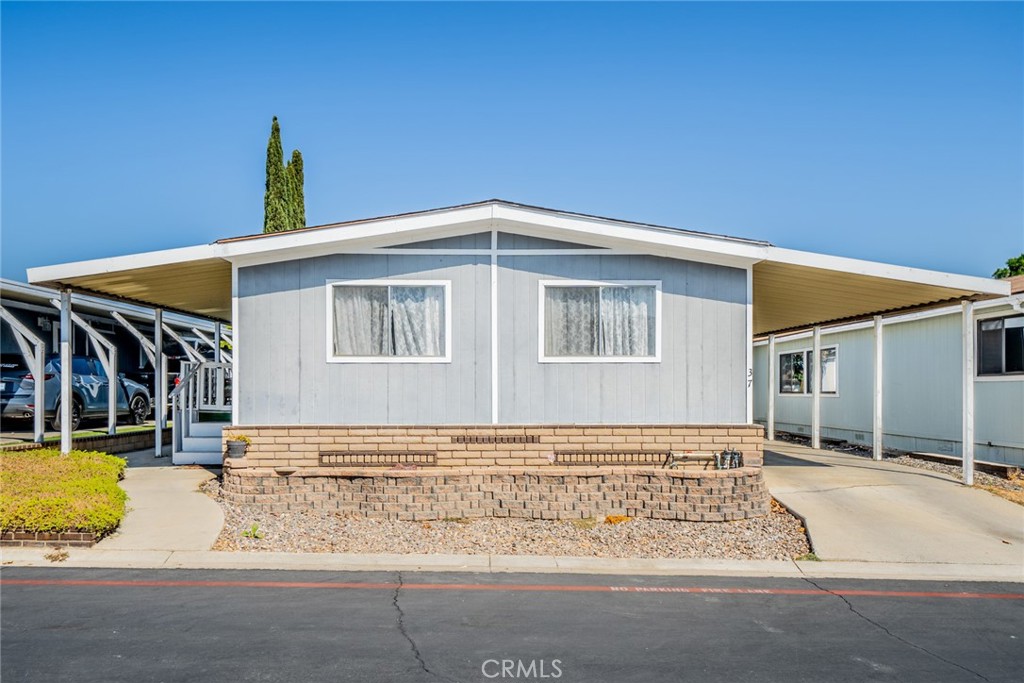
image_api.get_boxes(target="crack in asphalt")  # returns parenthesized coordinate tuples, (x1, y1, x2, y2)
(392, 572, 459, 682)
(797, 572, 991, 682)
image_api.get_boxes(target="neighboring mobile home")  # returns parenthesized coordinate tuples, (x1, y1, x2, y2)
(26, 201, 1009, 519)
(753, 276, 1024, 466)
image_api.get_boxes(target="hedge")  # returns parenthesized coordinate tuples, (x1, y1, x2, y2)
(0, 449, 127, 537)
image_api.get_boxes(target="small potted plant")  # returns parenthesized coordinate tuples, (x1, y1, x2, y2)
(225, 434, 251, 458)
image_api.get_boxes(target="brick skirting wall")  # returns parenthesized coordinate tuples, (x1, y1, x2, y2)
(0, 428, 171, 455)
(220, 424, 767, 522)
(223, 424, 764, 469)
(1, 531, 97, 547)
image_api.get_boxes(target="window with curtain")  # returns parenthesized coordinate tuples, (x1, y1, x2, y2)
(542, 283, 658, 359)
(779, 346, 838, 394)
(978, 315, 1024, 376)
(331, 282, 446, 360)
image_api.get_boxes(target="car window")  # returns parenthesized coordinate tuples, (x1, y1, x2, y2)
(72, 358, 94, 375)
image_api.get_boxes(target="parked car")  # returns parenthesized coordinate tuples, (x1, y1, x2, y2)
(3, 356, 151, 431)
(0, 357, 30, 417)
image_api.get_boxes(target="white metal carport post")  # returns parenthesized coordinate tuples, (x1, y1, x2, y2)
(767, 334, 776, 441)
(872, 316, 884, 461)
(59, 290, 73, 454)
(962, 300, 975, 485)
(0, 306, 46, 442)
(811, 326, 822, 450)
(49, 299, 119, 435)
(154, 308, 165, 457)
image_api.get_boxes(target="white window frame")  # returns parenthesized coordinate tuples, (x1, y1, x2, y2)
(777, 345, 840, 397)
(537, 279, 662, 364)
(975, 310, 1024, 381)
(325, 279, 452, 364)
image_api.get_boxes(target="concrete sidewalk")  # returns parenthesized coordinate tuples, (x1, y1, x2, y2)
(764, 440, 1024, 571)
(2, 547, 1021, 582)
(95, 448, 224, 552)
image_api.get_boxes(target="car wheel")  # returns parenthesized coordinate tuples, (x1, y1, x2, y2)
(51, 400, 82, 432)
(129, 394, 149, 425)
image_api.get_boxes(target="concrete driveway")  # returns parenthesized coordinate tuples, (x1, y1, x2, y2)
(764, 441, 1024, 570)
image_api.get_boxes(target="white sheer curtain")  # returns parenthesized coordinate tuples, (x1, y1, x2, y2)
(545, 287, 599, 356)
(600, 286, 655, 356)
(333, 286, 389, 356)
(391, 286, 444, 357)
(333, 284, 444, 357)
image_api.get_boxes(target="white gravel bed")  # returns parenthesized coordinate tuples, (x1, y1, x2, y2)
(202, 480, 809, 560)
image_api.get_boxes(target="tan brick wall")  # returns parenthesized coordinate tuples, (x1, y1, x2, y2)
(223, 424, 765, 470)
(221, 466, 769, 522)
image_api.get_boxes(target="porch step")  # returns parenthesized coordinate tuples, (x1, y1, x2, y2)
(188, 421, 229, 438)
(181, 435, 223, 452)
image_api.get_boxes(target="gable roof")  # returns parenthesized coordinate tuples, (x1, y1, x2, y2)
(25, 199, 1010, 332)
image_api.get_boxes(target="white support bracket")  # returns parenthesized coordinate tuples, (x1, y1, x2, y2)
(191, 327, 232, 364)
(50, 299, 118, 435)
(110, 311, 157, 368)
(0, 305, 47, 442)
(162, 323, 206, 364)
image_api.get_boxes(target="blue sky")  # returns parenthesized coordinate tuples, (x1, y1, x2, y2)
(1, 1, 1021, 281)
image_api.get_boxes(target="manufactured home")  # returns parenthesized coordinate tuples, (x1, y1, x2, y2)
(25, 201, 1010, 519)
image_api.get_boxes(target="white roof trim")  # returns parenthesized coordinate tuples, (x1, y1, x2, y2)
(25, 201, 1008, 299)
(765, 246, 1008, 296)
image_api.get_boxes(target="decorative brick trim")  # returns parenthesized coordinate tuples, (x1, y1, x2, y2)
(319, 451, 436, 467)
(554, 450, 670, 466)
(1, 530, 97, 547)
(453, 435, 540, 444)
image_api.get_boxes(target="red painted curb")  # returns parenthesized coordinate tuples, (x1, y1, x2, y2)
(1, 578, 1021, 600)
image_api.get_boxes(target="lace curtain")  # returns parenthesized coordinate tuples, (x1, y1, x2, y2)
(545, 285, 655, 357)
(333, 285, 444, 357)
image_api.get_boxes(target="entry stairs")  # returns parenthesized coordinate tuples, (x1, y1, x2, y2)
(170, 361, 231, 465)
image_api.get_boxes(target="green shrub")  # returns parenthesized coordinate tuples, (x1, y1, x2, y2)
(0, 449, 127, 537)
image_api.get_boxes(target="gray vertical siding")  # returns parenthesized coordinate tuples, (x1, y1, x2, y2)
(753, 303, 1024, 465)
(238, 254, 491, 425)
(238, 241, 750, 426)
(496, 255, 747, 424)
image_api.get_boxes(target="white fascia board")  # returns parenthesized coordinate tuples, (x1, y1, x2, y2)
(27, 243, 226, 283)
(492, 205, 767, 268)
(765, 246, 1010, 296)
(226, 205, 496, 266)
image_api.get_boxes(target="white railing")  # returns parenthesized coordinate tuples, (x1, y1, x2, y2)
(171, 361, 232, 454)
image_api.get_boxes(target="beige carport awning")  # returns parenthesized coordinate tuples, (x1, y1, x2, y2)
(24, 201, 1010, 331)
(29, 254, 233, 321)
(753, 260, 992, 335)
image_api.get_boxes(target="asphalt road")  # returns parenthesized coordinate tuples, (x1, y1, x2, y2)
(2, 568, 1021, 683)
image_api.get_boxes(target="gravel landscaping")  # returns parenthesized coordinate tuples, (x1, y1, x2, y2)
(201, 479, 810, 559)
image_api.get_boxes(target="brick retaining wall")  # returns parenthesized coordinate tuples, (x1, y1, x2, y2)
(1, 530, 97, 547)
(0, 428, 171, 455)
(221, 424, 767, 522)
(221, 466, 768, 522)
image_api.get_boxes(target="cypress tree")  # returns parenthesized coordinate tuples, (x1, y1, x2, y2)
(263, 117, 288, 233)
(286, 149, 305, 230)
